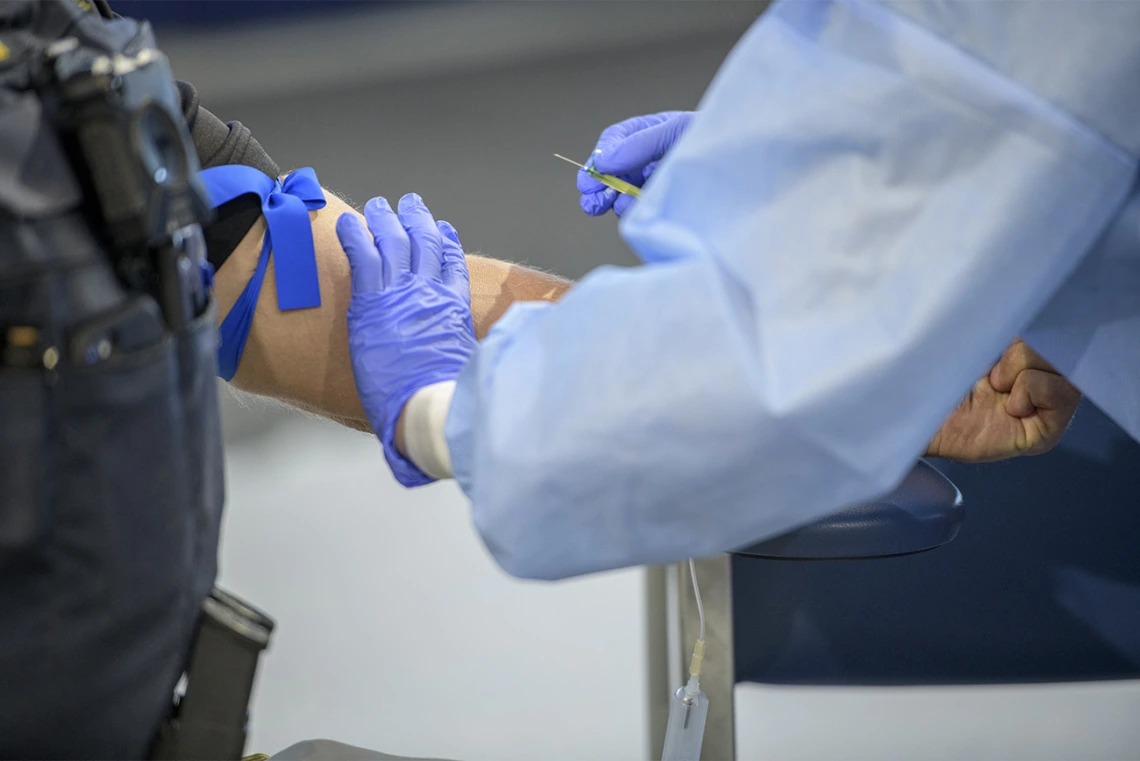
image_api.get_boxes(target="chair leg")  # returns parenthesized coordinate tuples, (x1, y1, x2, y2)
(646, 565, 671, 761)
(680, 555, 736, 761)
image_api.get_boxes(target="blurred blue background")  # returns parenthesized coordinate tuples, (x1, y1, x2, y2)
(111, 0, 382, 30)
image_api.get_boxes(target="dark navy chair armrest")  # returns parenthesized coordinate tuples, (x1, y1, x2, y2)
(734, 460, 963, 560)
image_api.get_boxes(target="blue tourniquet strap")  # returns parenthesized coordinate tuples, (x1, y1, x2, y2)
(199, 166, 327, 380)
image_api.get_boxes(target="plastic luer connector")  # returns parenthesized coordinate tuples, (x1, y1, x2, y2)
(661, 676, 708, 761)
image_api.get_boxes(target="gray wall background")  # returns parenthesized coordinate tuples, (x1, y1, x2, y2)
(191, 6, 762, 281)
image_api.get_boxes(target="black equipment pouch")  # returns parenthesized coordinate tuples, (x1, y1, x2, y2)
(150, 589, 276, 760)
(0, 3, 272, 759)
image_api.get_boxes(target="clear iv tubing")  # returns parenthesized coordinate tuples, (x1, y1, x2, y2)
(662, 560, 709, 761)
(689, 558, 705, 642)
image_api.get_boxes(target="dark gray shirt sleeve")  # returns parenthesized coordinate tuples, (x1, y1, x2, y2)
(96, 0, 281, 268)
(176, 80, 281, 269)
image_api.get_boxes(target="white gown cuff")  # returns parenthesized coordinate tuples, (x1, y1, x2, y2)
(403, 381, 457, 480)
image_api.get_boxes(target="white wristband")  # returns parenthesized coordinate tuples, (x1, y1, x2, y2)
(402, 381, 457, 480)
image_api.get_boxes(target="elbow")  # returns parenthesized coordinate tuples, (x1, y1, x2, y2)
(488, 550, 560, 582)
(470, 499, 578, 581)
(476, 523, 563, 581)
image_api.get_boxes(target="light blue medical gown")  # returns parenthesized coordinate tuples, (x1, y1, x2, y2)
(445, 0, 1140, 580)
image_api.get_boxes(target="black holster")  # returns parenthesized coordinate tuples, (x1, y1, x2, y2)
(150, 588, 276, 761)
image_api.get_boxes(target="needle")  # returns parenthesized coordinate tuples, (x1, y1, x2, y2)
(553, 153, 642, 198)
(553, 153, 589, 170)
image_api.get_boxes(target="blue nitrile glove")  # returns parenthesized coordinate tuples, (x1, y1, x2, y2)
(578, 111, 695, 217)
(337, 194, 476, 487)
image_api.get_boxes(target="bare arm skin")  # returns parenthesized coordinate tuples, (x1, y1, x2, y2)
(211, 188, 571, 430)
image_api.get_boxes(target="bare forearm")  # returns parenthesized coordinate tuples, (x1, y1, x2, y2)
(211, 190, 571, 426)
(466, 253, 568, 339)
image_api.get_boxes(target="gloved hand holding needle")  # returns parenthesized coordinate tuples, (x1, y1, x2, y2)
(577, 110, 694, 217)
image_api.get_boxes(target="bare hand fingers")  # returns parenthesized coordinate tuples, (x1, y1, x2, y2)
(990, 338, 1058, 393)
(1007, 368, 1081, 421)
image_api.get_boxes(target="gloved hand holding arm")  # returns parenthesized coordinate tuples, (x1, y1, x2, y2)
(336, 195, 476, 485)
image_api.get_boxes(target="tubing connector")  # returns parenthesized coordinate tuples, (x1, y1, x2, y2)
(688, 638, 706, 678)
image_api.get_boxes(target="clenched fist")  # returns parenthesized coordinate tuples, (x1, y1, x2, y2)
(926, 339, 1081, 463)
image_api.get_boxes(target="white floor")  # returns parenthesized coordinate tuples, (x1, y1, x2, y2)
(735, 680, 1140, 761)
(216, 409, 649, 761)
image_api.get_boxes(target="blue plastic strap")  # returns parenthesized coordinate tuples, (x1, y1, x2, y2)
(214, 235, 272, 380)
(199, 166, 327, 380)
